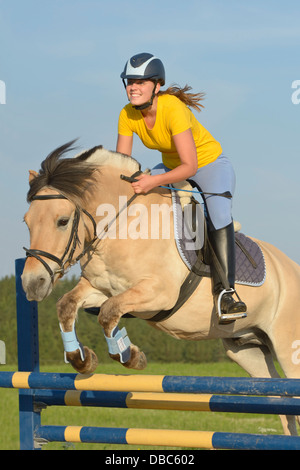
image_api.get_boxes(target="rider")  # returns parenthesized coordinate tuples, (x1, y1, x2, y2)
(117, 52, 247, 323)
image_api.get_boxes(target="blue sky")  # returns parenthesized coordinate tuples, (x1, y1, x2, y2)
(0, 0, 299, 278)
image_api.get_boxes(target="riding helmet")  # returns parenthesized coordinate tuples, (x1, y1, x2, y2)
(120, 53, 165, 86)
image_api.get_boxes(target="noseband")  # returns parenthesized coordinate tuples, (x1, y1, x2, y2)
(23, 194, 97, 283)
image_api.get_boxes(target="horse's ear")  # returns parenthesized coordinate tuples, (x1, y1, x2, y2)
(28, 170, 38, 183)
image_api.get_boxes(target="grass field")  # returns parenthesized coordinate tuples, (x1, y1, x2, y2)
(0, 362, 284, 450)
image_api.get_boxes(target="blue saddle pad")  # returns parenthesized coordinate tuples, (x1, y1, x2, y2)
(172, 192, 266, 287)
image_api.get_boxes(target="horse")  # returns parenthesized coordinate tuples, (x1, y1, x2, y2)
(21, 140, 300, 435)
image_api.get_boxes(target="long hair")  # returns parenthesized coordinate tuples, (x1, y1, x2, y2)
(158, 84, 205, 112)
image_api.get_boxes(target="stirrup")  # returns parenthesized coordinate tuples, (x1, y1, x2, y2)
(217, 288, 247, 324)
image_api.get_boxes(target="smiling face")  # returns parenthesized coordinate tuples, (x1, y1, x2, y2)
(126, 79, 160, 108)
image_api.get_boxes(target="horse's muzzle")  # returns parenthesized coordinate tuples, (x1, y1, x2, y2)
(21, 256, 55, 301)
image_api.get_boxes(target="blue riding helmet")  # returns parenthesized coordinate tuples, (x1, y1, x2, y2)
(120, 52, 165, 85)
(120, 52, 165, 110)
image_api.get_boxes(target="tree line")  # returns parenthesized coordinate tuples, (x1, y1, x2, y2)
(0, 275, 228, 365)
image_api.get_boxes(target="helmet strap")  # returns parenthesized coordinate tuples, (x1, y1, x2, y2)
(133, 80, 158, 110)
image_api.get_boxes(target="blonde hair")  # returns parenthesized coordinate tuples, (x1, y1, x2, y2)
(158, 84, 205, 112)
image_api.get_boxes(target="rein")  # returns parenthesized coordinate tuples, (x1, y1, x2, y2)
(23, 194, 98, 283)
(121, 172, 232, 199)
(159, 186, 232, 199)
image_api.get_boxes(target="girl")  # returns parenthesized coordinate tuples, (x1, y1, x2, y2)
(117, 52, 247, 323)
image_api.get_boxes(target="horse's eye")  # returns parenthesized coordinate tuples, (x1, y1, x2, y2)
(57, 217, 70, 227)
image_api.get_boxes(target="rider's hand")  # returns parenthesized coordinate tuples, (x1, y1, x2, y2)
(131, 174, 158, 194)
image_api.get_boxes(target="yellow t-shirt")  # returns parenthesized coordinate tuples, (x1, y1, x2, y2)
(118, 94, 222, 169)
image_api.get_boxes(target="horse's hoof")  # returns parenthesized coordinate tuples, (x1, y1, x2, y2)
(124, 346, 147, 370)
(108, 344, 147, 370)
(66, 346, 98, 374)
(132, 351, 147, 370)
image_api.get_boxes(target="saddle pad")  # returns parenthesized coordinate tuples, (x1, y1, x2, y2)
(172, 191, 266, 287)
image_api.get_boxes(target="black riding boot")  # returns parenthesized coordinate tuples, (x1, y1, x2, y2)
(209, 222, 247, 323)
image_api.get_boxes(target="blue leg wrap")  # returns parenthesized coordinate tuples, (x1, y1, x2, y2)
(104, 326, 131, 364)
(59, 322, 85, 363)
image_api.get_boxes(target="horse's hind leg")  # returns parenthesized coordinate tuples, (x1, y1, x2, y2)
(269, 323, 300, 431)
(222, 338, 298, 436)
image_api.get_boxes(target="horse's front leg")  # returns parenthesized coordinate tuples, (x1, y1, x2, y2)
(98, 279, 176, 370)
(57, 276, 107, 374)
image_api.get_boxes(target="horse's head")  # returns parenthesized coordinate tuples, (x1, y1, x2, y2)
(22, 181, 86, 301)
(21, 139, 143, 301)
(21, 140, 99, 301)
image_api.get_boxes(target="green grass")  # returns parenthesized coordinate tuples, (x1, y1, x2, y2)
(0, 362, 284, 450)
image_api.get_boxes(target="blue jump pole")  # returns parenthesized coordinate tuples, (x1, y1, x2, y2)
(15, 258, 41, 450)
(2, 370, 300, 396)
(34, 425, 300, 450)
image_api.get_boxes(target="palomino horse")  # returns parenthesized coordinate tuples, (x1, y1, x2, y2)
(22, 141, 300, 435)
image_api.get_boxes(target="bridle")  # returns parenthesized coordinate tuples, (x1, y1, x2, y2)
(23, 194, 98, 283)
(23, 170, 146, 282)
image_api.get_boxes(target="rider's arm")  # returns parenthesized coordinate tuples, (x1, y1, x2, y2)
(116, 134, 133, 156)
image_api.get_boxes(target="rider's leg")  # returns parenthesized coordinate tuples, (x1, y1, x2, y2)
(208, 222, 247, 316)
(188, 154, 247, 321)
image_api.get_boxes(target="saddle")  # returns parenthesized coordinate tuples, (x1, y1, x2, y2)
(147, 182, 266, 323)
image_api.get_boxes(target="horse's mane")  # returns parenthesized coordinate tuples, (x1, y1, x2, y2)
(27, 139, 141, 205)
